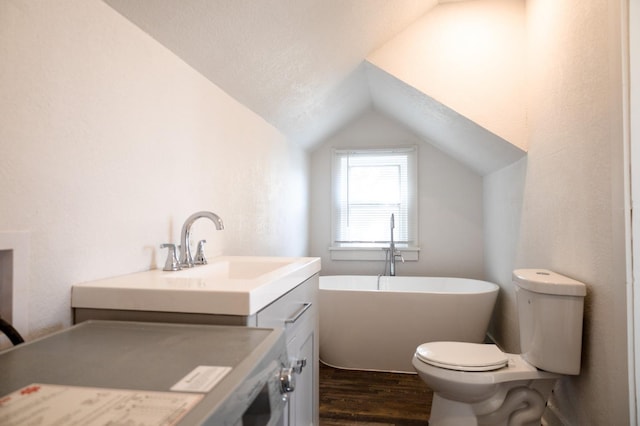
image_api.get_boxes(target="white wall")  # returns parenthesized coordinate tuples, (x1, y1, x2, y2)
(483, 158, 527, 350)
(0, 0, 309, 341)
(364, 0, 628, 423)
(484, 0, 628, 423)
(368, 0, 527, 151)
(309, 109, 485, 278)
(630, 0, 640, 421)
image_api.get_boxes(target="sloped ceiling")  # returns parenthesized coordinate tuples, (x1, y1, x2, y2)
(365, 62, 524, 175)
(104, 0, 525, 175)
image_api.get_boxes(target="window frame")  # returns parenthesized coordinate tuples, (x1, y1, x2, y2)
(329, 146, 420, 261)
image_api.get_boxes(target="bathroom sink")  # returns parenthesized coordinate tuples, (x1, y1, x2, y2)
(71, 256, 321, 316)
(172, 258, 292, 280)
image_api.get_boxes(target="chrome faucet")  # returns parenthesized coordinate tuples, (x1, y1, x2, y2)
(387, 213, 404, 276)
(179, 211, 224, 268)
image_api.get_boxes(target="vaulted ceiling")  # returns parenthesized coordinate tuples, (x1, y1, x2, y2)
(104, 0, 525, 175)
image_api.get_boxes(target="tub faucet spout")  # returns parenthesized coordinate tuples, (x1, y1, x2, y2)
(388, 214, 404, 276)
(180, 211, 224, 268)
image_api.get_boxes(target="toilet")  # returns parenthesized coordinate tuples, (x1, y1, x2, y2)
(412, 269, 586, 426)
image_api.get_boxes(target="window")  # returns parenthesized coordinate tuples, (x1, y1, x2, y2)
(331, 146, 418, 257)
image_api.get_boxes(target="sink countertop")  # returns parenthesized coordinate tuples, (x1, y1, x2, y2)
(71, 256, 321, 316)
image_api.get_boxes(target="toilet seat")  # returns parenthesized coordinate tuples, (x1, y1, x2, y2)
(416, 342, 509, 372)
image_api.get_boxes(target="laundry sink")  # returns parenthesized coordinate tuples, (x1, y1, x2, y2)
(71, 256, 321, 316)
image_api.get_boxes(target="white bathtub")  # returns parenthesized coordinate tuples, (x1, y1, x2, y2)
(319, 275, 499, 373)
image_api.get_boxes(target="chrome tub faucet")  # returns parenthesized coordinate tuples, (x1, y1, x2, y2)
(387, 213, 404, 276)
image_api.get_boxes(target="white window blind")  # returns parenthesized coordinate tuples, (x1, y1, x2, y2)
(331, 146, 418, 247)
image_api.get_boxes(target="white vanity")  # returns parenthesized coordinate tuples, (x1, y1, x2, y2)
(72, 255, 321, 426)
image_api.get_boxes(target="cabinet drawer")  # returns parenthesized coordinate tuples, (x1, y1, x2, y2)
(257, 274, 318, 333)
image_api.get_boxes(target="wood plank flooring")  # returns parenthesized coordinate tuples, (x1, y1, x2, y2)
(319, 362, 432, 426)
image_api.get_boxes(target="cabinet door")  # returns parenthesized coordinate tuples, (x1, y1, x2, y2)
(257, 274, 319, 426)
(286, 309, 316, 426)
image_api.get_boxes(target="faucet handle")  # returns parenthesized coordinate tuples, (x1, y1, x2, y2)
(194, 240, 207, 265)
(160, 243, 182, 271)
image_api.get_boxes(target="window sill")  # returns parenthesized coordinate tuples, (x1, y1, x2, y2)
(328, 246, 420, 261)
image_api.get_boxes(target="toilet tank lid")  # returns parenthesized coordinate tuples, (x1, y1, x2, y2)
(513, 269, 586, 297)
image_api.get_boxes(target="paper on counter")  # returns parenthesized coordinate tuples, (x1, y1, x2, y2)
(0, 383, 203, 426)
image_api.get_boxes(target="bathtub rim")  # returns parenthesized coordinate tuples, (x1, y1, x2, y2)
(319, 275, 499, 295)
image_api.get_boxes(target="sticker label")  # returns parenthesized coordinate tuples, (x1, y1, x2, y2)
(170, 365, 232, 393)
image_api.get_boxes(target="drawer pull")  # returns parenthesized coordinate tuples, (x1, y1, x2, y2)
(285, 303, 312, 325)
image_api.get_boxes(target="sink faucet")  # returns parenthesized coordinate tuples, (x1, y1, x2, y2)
(387, 213, 404, 276)
(180, 211, 224, 268)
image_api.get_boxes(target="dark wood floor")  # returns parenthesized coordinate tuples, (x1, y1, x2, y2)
(319, 362, 432, 425)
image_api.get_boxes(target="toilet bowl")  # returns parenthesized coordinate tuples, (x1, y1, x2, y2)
(413, 270, 587, 426)
(413, 342, 560, 426)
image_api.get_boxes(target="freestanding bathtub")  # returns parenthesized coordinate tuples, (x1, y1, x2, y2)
(319, 275, 499, 373)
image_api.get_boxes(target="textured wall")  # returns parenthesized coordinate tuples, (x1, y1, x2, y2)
(0, 0, 309, 340)
(365, 0, 628, 422)
(368, 0, 527, 151)
(485, 0, 628, 423)
(309, 109, 485, 278)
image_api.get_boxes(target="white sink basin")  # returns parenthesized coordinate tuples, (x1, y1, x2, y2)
(173, 258, 292, 280)
(72, 256, 321, 316)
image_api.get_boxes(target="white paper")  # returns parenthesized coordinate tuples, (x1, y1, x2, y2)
(0, 384, 203, 426)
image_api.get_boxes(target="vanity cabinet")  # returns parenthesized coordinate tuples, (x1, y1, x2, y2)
(257, 275, 318, 426)
(73, 273, 319, 426)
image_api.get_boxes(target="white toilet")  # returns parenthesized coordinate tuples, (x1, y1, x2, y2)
(412, 269, 586, 426)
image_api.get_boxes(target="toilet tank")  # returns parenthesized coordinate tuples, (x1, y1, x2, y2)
(513, 269, 587, 375)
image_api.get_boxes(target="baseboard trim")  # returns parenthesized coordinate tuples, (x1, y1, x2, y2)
(542, 392, 572, 426)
